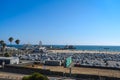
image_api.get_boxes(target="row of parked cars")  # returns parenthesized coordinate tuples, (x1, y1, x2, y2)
(14, 52, 120, 68)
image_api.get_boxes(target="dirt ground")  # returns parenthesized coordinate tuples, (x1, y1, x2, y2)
(0, 72, 26, 80)
(27, 64, 120, 78)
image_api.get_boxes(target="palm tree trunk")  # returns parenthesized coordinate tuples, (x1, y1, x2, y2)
(2, 48, 4, 57)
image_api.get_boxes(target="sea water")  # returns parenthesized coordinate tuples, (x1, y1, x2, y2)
(7, 45, 120, 52)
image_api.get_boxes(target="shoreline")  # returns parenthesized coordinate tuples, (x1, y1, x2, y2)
(48, 50, 120, 54)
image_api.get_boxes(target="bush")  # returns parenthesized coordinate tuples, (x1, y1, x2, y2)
(22, 76, 29, 80)
(22, 72, 49, 80)
(4, 52, 10, 57)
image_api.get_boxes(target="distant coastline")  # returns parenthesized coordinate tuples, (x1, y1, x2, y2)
(5, 45, 120, 52)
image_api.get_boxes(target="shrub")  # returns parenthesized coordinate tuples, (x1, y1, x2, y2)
(4, 52, 10, 57)
(22, 72, 49, 80)
(22, 76, 29, 80)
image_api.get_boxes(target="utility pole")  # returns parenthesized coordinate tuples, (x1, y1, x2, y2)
(69, 67, 72, 77)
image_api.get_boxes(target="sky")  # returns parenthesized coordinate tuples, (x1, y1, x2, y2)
(0, 0, 120, 45)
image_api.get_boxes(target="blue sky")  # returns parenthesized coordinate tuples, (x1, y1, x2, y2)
(0, 0, 120, 45)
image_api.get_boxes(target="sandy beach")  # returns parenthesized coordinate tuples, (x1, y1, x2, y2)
(48, 50, 120, 54)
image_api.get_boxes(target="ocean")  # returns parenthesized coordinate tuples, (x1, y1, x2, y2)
(7, 45, 120, 52)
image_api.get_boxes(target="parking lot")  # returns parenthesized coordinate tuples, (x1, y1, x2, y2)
(16, 52, 120, 68)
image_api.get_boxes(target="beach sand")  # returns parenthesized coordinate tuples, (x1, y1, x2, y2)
(48, 50, 120, 54)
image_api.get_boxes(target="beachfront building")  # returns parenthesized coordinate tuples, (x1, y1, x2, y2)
(33, 47, 47, 53)
(6, 47, 18, 51)
(0, 57, 19, 65)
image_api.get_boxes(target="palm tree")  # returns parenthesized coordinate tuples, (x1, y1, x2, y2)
(2, 43, 6, 57)
(1, 42, 6, 68)
(0, 40, 4, 52)
(0, 40, 4, 45)
(2, 43, 6, 51)
(15, 39, 20, 54)
(15, 39, 20, 45)
(8, 37, 14, 55)
(8, 37, 14, 45)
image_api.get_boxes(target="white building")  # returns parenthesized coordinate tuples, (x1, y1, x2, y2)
(0, 57, 19, 65)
